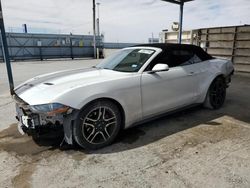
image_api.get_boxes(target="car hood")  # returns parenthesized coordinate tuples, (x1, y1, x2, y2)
(14, 67, 132, 106)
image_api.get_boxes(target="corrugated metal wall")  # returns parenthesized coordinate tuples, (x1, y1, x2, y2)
(162, 25, 250, 73)
(195, 25, 250, 73)
(0, 33, 103, 61)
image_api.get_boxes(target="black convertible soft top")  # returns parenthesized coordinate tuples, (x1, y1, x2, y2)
(134, 43, 213, 61)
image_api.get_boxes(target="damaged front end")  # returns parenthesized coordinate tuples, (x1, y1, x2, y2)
(13, 94, 79, 145)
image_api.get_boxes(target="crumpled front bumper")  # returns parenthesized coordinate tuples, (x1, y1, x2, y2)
(13, 94, 79, 145)
(15, 102, 64, 135)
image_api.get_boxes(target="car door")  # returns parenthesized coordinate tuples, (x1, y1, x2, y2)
(140, 49, 199, 118)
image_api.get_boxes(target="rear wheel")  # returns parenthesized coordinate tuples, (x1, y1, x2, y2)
(204, 77, 226, 109)
(73, 100, 121, 150)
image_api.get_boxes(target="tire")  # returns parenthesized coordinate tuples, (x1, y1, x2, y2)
(204, 76, 226, 109)
(73, 100, 121, 150)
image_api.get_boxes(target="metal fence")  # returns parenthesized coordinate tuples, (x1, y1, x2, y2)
(0, 33, 103, 61)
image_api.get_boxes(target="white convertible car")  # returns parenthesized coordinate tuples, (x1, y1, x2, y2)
(13, 44, 234, 149)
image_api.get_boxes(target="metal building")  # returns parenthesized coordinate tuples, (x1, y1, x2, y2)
(160, 25, 250, 74)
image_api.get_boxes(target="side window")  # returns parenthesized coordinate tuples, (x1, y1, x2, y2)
(184, 54, 202, 65)
(145, 49, 203, 71)
(171, 50, 202, 67)
(146, 52, 171, 71)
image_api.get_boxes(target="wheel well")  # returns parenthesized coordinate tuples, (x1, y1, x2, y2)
(217, 74, 226, 79)
(81, 98, 126, 130)
(208, 74, 226, 91)
(204, 74, 226, 102)
(214, 74, 226, 83)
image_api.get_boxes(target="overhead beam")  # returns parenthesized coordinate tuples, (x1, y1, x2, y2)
(162, 0, 193, 5)
(162, 0, 181, 5)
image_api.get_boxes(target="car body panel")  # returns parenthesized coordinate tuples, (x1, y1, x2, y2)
(15, 68, 134, 106)
(141, 65, 198, 118)
(193, 58, 234, 103)
(15, 68, 143, 126)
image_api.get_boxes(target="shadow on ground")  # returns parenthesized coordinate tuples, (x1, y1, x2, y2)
(0, 75, 249, 156)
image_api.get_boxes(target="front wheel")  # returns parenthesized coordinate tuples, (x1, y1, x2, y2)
(204, 77, 226, 109)
(73, 100, 121, 150)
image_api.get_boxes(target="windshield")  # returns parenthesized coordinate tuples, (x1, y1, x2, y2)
(96, 48, 155, 72)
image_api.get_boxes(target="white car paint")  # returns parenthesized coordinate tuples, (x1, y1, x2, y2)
(14, 46, 234, 129)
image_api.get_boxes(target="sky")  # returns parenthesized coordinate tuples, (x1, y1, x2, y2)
(1, 0, 250, 43)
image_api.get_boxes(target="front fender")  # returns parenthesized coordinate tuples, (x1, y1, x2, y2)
(55, 78, 142, 128)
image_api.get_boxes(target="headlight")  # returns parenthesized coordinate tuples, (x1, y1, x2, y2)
(30, 103, 70, 116)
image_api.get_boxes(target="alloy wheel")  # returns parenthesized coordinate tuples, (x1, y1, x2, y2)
(81, 107, 117, 144)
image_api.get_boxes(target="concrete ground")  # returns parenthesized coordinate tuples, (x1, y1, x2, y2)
(0, 59, 250, 188)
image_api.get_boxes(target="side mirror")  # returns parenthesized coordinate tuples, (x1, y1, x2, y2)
(150, 64, 169, 73)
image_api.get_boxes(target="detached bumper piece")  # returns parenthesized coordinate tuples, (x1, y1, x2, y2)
(15, 103, 64, 136)
(16, 113, 40, 136)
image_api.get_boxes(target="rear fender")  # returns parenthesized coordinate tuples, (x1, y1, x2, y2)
(196, 59, 229, 103)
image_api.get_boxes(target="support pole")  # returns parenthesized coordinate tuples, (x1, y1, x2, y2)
(96, 18, 100, 37)
(39, 46, 43, 61)
(70, 33, 74, 60)
(96, 2, 100, 37)
(0, 0, 14, 95)
(178, 2, 184, 44)
(92, 0, 97, 59)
